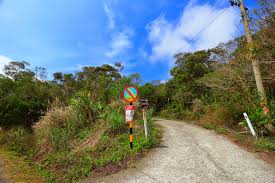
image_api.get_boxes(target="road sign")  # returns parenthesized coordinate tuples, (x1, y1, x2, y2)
(125, 105, 136, 122)
(122, 86, 138, 103)
(140, 99, 149, 109)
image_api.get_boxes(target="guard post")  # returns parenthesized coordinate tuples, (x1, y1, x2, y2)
(140, 99, 149, 139)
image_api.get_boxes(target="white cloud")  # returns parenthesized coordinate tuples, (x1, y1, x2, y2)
(104, 2, 115, 30)
(106, 30, 132, 58)
(147, 1, 239, 62)
(0, 55, 12, 75)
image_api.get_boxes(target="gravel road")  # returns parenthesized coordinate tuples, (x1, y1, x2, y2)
(83, 119, 275, 183)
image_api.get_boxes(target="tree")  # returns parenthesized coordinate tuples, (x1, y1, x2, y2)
(4, 61, 35, 80)
(35, 67, 47, 81)
(53, 72, 63, 84)
(129, 73, 142, 85)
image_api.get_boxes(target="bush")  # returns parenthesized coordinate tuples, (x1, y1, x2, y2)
(0, 127, 36, 157)
(254, 138, 275, 151)
(69, 92, 104, 126)
(106, 109, 126, 134)
(199, 101, 244, 127)
(0, 77, 55, 127)
(192, 99, 204, 115)
(240, 101, 275, 134)
(159, 105, 185, 119)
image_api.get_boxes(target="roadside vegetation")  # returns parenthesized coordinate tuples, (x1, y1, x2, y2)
(140, 1, 274, 153)
(0, 0, 274, 182)
(0, 148, 43, 182)
(0, 61, 160, 182)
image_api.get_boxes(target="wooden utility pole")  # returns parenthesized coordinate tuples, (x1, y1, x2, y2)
(238, 0, 267, 106)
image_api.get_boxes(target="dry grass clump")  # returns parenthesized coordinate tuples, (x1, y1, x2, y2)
(33, 99, 73, 158)
(33, 106, 71, 133)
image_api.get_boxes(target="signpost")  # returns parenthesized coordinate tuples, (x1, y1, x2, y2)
(122, 86, 138, 148)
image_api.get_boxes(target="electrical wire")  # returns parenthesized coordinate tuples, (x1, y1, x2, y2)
(235, 21, 243, 35)
(188, 6, 231, 43)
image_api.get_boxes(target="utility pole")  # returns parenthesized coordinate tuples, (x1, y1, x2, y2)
(231, 0, 268, 109)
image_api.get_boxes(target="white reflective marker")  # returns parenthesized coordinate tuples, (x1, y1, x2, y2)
(142, 109, 148, 139)
(243, 112, 257, 139)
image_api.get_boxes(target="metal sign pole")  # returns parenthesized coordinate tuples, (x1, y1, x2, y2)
(129, 103, 133, 149)
(129, 121, 133, 148)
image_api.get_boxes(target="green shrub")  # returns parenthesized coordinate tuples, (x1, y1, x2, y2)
(0, 127, 36, 157)
(69, 91, 104, 126)
(0, 75, 55, 127)
(48, 128, 69, 152)
(240, 100, 275, 133)
(106, 109, 126, 134)
(254, 138, 275, 151)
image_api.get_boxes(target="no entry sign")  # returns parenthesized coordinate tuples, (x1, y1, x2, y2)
(122, 86, 138, 103)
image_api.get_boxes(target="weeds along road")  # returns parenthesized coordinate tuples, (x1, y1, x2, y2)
(84, 119, 275, 183)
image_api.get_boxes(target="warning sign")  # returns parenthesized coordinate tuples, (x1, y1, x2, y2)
(125, 105, 136, 122)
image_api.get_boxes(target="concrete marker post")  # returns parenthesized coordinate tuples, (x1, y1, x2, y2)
(140, 99, 149, 140)
(142, 108, 148, 139)
(243, 112, 257, 139)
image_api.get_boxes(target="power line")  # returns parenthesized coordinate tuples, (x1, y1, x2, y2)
(188, 6, 231, 44)
(235, 21, 243, 35)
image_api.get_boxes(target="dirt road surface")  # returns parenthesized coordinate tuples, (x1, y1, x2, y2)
(83, 119, 275, 183)
(0, 158, 8, 183)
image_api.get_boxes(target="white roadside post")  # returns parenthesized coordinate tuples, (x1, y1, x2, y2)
(143, 108, 148, 139)
(243, 112, 257, 139)
(140, 99, 149, 139)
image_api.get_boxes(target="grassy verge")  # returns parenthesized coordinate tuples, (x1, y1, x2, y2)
(36, 120, 161, 182)
(0, 102, 161, 182)
(0, 147, 44, 182)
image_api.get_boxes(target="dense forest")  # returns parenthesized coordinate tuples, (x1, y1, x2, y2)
(0, 0, 274, 182)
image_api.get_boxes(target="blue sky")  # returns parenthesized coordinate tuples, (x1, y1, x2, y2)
(0, 0, 257, 82)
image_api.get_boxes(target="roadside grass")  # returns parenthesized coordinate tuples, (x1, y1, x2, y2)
(0, 147, 44, 182)
(32, 120, 160, 182)
(0, 103, 161, 182)
(254, 137, 275, 151)
(200, 123, 227, 134)
(37, 123, 160, 182)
